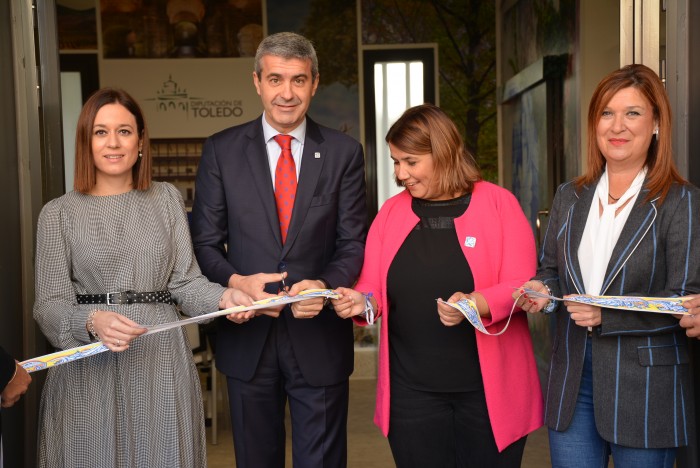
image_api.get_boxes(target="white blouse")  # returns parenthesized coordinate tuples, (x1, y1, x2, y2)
(578, 166, 647, 296)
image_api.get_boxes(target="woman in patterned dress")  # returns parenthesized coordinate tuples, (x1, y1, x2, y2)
(33, 88, 260, 467)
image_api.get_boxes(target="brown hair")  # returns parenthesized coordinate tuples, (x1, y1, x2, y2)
(576, 64, 684, 203)
(386, 104, 481, 196)
(74, 87, 151, 193)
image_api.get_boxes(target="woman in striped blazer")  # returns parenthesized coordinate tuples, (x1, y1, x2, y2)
(515, 64, 700, 467)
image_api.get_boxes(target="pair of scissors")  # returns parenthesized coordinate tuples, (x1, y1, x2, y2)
(278, 262, 290, 296)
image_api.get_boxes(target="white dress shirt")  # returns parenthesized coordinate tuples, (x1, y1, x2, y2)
(261, 113, 306, 184)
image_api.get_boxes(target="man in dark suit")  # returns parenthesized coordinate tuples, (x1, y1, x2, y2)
(1, 346, 32, 466)
(191, 32, 367, 467)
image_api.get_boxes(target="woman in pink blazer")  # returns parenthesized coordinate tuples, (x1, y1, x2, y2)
(332, 104, 543, 467)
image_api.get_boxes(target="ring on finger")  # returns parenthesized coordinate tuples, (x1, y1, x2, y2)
(116, 339, 121, 346)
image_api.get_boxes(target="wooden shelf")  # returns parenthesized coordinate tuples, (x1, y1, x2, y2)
(150, 138, 204, 207)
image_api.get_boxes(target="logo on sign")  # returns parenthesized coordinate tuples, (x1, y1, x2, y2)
(145, 75, 244, 119)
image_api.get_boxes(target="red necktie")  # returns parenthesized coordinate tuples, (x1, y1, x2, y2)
(273, 134, 297, 243)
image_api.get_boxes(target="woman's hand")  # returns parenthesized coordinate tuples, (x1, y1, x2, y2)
(564, 298, 602, 328)
(513, 280, 551, 314)
(89, 310, 147, 352)
(331, 287, 367, 319)
(438, 291, 491, 327)
(220, 288, 256, 324)
(437, 296, 466, 327)
(679, 295, 700, 338)
(437, 292, 471, 327)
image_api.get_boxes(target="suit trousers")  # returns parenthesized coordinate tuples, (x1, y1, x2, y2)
(548, 337, 677, 468)
(226, 315, 349, 468)
(387, 379, 526, 468)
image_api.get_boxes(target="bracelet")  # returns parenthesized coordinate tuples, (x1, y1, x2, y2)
(86, 309, 100, 341)
(540, 282, 558, 314)
(359, 292, 375, 325)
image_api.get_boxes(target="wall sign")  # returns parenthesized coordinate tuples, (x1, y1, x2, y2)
(100, 58, 262, 138)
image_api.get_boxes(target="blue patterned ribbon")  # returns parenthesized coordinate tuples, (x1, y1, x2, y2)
(21, 289, 339, 373)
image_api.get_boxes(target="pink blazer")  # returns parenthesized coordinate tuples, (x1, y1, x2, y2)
(354, 181, 544, 451)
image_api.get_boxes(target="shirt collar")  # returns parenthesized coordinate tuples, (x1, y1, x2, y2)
(261, 113, 307, 144)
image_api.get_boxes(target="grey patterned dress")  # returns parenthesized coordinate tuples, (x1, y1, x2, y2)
(34, 182, 225, 468)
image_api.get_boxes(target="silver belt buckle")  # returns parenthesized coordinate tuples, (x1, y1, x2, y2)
(106, 291, 128, 305)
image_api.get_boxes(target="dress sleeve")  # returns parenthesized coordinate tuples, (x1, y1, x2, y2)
(33, 200, 93, 349)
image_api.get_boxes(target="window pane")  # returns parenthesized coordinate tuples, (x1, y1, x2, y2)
(374, 60, 425, 208)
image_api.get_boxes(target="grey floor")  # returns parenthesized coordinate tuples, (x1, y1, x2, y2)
(206, 378, 551, 467)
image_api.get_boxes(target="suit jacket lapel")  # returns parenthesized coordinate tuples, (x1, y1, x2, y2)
(282, 118, 325, 254)
(564, 183, 594, 295)
(245, 120, 284, 247)
(600, 188, 657, 295)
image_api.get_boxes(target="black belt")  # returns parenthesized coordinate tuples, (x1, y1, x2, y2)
(76, 290, 173, 306)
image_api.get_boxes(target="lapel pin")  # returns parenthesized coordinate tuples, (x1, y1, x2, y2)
(464, 236, 476, 248)
(314, 152, 321, 159)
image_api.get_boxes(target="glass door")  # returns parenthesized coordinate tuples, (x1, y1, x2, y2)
(362, 46, 437, 219)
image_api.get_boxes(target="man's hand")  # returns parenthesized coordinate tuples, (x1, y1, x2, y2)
(228, 272, 287, 318)
(288, 279, 327, 319)
(1, 362, 31, 408)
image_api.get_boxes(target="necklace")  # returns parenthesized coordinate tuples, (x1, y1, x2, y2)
(608, 193, 620, 202)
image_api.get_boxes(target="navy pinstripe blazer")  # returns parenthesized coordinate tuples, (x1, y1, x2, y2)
(534, 179, 700, 449)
